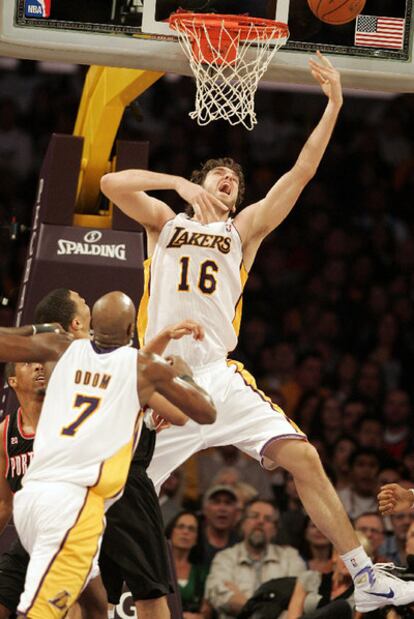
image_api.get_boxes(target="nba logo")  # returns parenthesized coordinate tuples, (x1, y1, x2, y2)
(25, 0, 51, 18)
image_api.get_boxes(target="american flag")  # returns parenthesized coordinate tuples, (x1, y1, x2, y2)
(355, 15, 405, 49)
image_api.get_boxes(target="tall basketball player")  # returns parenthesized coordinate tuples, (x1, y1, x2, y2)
(100, 53, 414, 612)
(0, 291, 216, 619)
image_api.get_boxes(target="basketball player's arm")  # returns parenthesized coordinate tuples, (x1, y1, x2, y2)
(147, 393, 188, 426)
(100, 170, 175, 231)
(0, 332, 72, 363)
(0, 323, 64, 337)
(143, 320, 204, 356)
(234, 53, 342, 268)
(100, 170, 227, 232)
(0, 422, 13, 535)
(138, 353, 216, 425)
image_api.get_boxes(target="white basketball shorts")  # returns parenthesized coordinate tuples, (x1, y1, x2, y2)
(147, 358, 306, 493)
(14, 481, 105, 619)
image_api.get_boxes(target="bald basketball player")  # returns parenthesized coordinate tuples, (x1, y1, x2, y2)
(0, 290, 106, 619)
(0, 291, 216, 619)
(34, 288, 203, 619)
(101, 53, 414, 613)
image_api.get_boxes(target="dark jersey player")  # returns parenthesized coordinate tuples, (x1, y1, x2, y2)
(0, 362, 40, 619)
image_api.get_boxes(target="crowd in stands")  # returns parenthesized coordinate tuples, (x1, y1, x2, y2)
(1, 60, 414, 617)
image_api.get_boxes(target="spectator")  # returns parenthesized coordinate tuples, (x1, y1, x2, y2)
(165, 511, 209, 619)
(330, 436, 358, 491)
(337, 448, 381, 519)
(293, 391, 323, 436)
(318, 396, 344, 448)
(159, 468, 183, 526)
(280, 352, 324, 417)
(299, 518, 333, 574)
(197, 446, 273, 501)
(354, 512, 389, 563)
(277, 473, 307, 549)
(342, 398, 369, 436)
(357, 415, 385, 452)
(383, 389, 412, 461)
(287, 532, 372, 619)
(205, 499, 305, 619)
(353, 360, 384, 409)
(200, 485, 240, 567)
(381, 509, 414, 567)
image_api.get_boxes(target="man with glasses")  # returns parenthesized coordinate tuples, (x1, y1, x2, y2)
(205, 499, 305, 619)
(354, 512, 390, 563)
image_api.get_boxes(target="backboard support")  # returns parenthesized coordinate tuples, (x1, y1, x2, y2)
(0, 0, 413, 92)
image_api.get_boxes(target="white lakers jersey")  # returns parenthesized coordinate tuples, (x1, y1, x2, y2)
(139, 213, 248, 368)
(23, 339, 141, 499)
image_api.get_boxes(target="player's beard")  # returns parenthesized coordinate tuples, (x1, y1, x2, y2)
(35, 387, 46, 397)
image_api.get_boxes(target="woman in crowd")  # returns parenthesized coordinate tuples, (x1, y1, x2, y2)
(287, 532, 371, 619)
(299, 518, 333, 574)
(166, 510, 210, 619)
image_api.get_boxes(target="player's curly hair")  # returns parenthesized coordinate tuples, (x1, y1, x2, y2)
(186, 157, 245, 216)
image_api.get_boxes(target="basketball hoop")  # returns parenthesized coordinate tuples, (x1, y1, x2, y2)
(169, 12, 289, 131)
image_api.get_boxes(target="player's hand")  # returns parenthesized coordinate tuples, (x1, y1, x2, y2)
(151, 411, 172, 433)
(167, 320, 204, 342)
(378, 483, 414, 515)
(308, 51, 343, 108)
(166, 355, 193, 378)
(175, 178, 228, 224)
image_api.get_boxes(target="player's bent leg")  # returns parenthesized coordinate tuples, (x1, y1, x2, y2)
(135, 596, 170, 619)
(78, 575, 108, 619)
(14, 483, 105, 619)
(263, 438, 414, 611)
(263, 438, 359, 554)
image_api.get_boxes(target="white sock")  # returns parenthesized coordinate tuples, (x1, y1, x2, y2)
(341, 545, 375, 587)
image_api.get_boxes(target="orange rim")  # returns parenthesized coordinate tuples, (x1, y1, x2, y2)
(169, 11, 289, 41)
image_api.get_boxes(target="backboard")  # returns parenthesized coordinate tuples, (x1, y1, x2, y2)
(1, 0, 413, 91)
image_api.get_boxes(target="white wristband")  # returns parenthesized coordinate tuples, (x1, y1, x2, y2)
(32, 324, 37, 335)
(409, 488, 414, 508)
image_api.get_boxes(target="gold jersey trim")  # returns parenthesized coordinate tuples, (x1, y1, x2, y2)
(137, 257, 152, 347)
(226, 359, 304, 436)
(232, 262, 249, 337)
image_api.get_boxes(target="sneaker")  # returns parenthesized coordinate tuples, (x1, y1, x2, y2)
(354, 563, 414, 612)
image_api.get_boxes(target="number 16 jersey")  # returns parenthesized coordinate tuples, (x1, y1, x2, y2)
(139, 213, 248, 368)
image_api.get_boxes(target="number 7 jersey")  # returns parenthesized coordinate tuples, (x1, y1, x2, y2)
(138, 213, 248, 368)
(22, 339, 142, 500)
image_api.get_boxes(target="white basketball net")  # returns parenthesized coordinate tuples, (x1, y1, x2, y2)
(170, 15, 289, 131)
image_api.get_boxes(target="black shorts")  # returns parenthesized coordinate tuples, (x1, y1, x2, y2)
(0, 537, 29, 615)
(99, 464, 172, 603)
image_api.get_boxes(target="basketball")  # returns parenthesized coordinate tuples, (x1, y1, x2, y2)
(307, 0, 366, 25)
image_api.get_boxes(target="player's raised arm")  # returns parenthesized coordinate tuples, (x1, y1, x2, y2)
(100, 169, 228, 232)
(100, 169, 176, 232)
(0, 332, 72, 363)
(0, 421, 13, 536)
(138, 352, 216, 425)
(235, 52, 343, 269)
